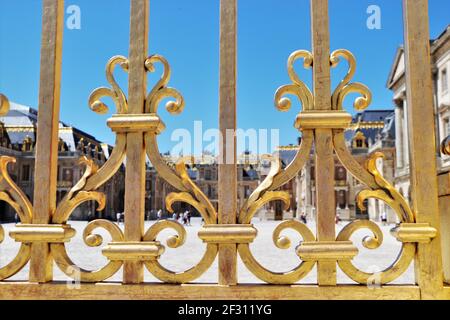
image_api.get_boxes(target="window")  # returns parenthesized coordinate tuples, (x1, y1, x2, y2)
(62, 168, 73, 182)
(335, 167, 346, 181)
(244, 186, 250, 197)
(205, 170, 212, 181)
(442, 68, 448, 93)
(207, 185, 213, 198)
(353, 131, 367, 149)
(21, 165, 31, 181)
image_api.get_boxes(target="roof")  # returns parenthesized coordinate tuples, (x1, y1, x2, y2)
(387, 25, 450, 89)
(0, 102, 106, 153)
(431, 24, 450, 54)
(275, 147, 298, 168)
(345, 110, 394, 145)
(386, 46, 405, 89)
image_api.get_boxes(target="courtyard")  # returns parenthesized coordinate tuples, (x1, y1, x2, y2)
(0, 217, 414, 285)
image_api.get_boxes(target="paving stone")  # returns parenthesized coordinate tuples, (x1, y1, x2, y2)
(0, 218, 414, 285)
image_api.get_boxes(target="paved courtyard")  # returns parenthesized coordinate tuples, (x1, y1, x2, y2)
(0, 218, 414, 284)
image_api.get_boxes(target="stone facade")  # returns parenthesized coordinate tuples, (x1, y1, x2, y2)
(296, 110, 396, 222)
(387, 25, 450, 213)
(145, 153, 260, 219)
(0, 102, 125, 222)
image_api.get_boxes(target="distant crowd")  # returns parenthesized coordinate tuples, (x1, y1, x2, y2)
(115, 209, 194, 226)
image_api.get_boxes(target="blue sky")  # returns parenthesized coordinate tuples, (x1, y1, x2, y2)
(0, 0, 449, 154)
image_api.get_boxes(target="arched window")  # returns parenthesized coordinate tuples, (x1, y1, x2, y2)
(352, 131, 367, 149)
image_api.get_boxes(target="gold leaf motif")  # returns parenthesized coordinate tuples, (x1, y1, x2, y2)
(145, 55, 185, 115)
(336, 152, 417, 285)
(67, 156, 99, 199)
(0, 157, 33, 222)
(140, 55, 217, 284)
(53, 156, 106, 224)
(144, 220, 218, 284)
(88, 56, 129, 115)
(239, 156, 288, 224)
(144, 219, 186, 249)
(238, 220, 315, 284)
(165, 161, 217, 225)
(336, 220, 415, 285)
(0, 156, 33, 280)
(51, 219, 124, 283)
(357, 152, 414, 223)
(331, 49, 372, 111)
(274, 50, 314, 112)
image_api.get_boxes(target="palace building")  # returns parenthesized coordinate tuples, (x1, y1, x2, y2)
(0, 102, 125, 222)
(295, 110, 396, 222)
(387, 25, 450, 208)
(145, 152, 260, 218)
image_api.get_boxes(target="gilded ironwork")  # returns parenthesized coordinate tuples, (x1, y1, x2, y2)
(330, 49, 372, 111)
(141, 56, 218, 283)
(88, 56, 129, 115)
(442, 135, 450, 156)
(234, 47, 429, 286)
(0, 0, 446, 300)
(0, 94, 10, 116)
(0, 156, 33, 280)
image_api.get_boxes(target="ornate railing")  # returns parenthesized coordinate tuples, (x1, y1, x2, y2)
(0, 0, 447, 300)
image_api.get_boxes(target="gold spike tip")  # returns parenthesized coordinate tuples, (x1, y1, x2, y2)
(0, 156, 16, 168)
(120, 61, 129, 72)
(144, 59, 155, 72)
(367, 152, 385, 169)
(0, 94, 10, 116)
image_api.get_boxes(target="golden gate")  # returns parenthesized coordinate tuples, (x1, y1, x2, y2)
(0, 0, 448, 300)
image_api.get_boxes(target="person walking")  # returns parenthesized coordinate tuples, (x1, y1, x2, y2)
(182, 211, 188, 225)
(157, 209, 163, 221)
(381, 211, 388, 226)
(187, 210, 192, 226)
(300, 213, 307, 224)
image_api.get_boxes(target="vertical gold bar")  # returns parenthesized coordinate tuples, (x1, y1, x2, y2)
(29, 0, 64, 283)
(402, 0, 444, 299)
(310, 0, 336, 286)
(218, 0, 238, 285)
(123, 0, 149, 284)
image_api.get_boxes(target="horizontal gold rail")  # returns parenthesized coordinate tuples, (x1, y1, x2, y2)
(0, 282, 422, 300)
